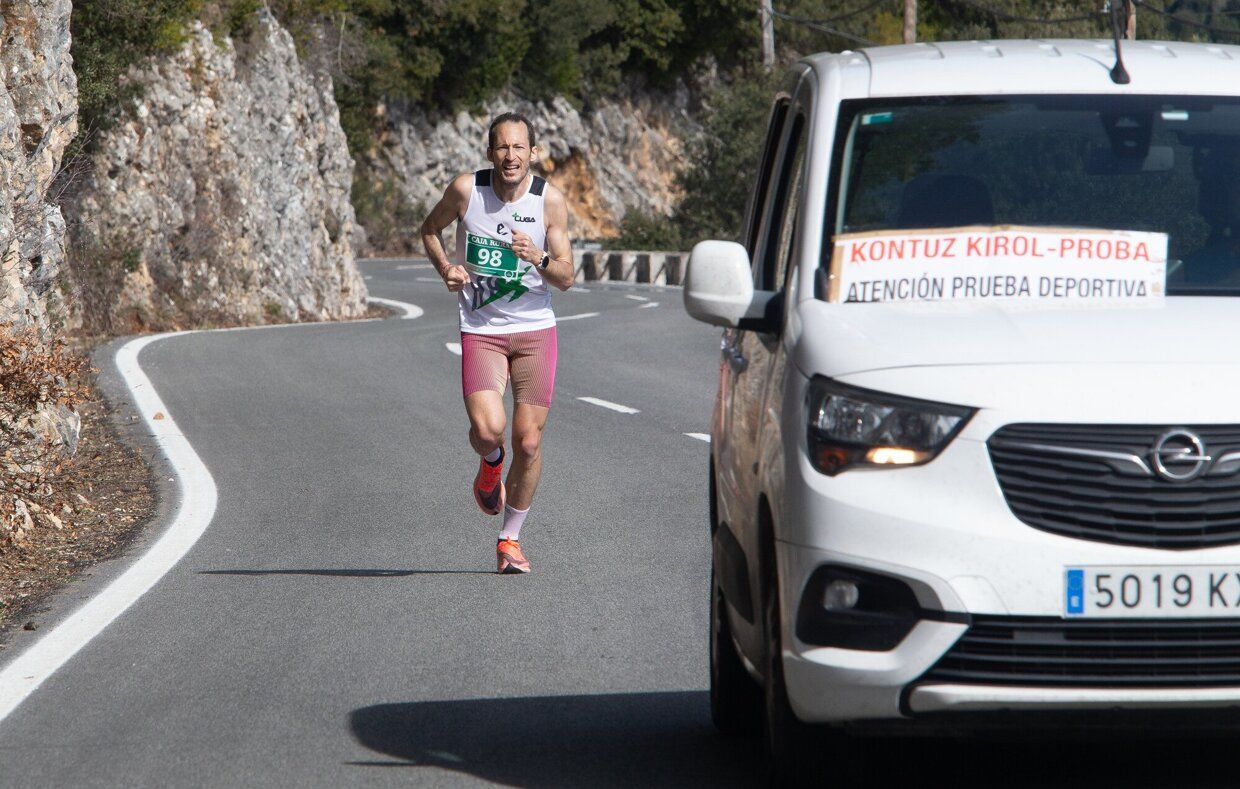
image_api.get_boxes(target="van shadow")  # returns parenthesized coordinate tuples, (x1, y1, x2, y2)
(349, 690, 1240, 787)
(347, 691, 762, 787)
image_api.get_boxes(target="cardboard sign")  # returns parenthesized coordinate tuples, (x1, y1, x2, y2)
(827, 226, 1168, 304)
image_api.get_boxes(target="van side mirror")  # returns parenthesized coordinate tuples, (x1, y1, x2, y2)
(684, 240, 776, 329)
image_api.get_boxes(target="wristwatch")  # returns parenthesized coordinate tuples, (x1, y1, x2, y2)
(538, 252, 550, 270)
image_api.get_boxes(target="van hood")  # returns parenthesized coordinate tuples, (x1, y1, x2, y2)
(794, 297, 1240, 377)
(793, 297, 1240, 423)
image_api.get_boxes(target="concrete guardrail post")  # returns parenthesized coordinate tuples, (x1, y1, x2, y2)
(606, 252, 624, 281)
(580, 251, 600, 282)
(635, 253, 651, 283)
(664, 253, 684, 286)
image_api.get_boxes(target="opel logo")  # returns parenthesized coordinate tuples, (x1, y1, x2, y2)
(1150, 429, 1213, 482)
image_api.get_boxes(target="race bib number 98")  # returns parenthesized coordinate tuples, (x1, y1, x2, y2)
(465, 232, 520, 279)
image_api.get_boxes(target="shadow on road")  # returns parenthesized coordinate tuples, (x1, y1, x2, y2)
(199, 568, 493, 577)
(348, 690, 762, 787)
(870, 734, 1238, 788)
(350, 691, 1240, 788)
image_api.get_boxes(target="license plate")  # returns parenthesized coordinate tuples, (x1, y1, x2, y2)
(1065, 566, 1240, 618)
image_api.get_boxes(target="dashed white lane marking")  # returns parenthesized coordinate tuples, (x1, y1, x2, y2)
(363, 275, 373, 281)
(568, 287, 590, 293)
(577, 397, 640, 414)
(624, 294, 649, 302)
(0, 297, 423, 725)
(416, 276, 443, 283)
(394, 263, 432, 271)
(557, 312, 600, 321)
(685, 433, 711, 443)
(446, 342, 462, 356)
(367, 297, 425, 320)
(638, 302, 659, 309)
(0, 332, 217, 724)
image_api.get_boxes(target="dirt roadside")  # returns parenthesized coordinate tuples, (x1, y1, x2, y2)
(0, 368, 156, 642)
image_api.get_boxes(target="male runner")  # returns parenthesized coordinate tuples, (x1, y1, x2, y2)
(420, 112, 575, 574)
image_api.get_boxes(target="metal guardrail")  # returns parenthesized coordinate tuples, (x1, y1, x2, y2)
(572, 250, 689, 286)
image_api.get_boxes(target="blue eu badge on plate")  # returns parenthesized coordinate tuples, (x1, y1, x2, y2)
(1066, 568, 1084, 615)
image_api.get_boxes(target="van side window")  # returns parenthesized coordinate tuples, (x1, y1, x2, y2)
(767, 115, 807, 292)
(745, 97, 791, 258)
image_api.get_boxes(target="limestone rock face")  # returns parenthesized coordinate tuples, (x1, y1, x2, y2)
(67, 10, 367, 330)
(0, 0, 79, 540)
(0, 0, 77, 335)
(366, 87, 699, 248)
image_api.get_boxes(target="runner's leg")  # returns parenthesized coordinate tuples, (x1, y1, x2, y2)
(461, 333, 510, 456)
(507, 403, 549, 509)
(465, 391, 506, 456)
(462, 333, 511, 515)
(506, 327, 557, 510)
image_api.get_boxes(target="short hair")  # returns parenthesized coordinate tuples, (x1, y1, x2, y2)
(487, 112, 536, 150)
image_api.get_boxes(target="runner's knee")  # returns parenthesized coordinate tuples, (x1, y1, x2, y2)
(514, 431, 541, 463)
(471, 420, 505, 448)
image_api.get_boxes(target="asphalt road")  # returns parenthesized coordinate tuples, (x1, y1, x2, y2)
(2, 260, 1238, 787)
(0, 260, 759, 787)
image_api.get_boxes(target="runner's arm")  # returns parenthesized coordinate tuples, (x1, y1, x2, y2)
(538, 186, 575, 292)
(420, 174, 472, 292)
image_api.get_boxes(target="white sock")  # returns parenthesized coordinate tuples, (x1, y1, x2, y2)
(484, 446, 502, 464)
(499, 505, 529, 542)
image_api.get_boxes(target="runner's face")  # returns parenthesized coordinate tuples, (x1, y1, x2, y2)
(488, 122, 534, 186)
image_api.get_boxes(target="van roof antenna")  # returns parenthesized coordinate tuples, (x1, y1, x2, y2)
(1106, 0, 1131, 85)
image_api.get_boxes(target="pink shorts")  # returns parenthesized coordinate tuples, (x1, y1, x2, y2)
(461, 327, 558, 408)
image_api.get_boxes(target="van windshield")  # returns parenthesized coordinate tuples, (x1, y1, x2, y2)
(832, 95, 1240, 295)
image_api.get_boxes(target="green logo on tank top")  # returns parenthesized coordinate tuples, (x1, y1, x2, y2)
(465, 232, 520, 279)
(471, 267, 533, 311)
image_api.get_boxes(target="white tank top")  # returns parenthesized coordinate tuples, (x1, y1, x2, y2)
(455, 169, 556, 334)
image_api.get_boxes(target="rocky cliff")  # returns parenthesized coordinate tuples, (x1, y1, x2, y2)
(64, 9, 367, 332)
(0, 0, 76, 335)
(1, 0, 80, 543)
(362, 87, 699, 251)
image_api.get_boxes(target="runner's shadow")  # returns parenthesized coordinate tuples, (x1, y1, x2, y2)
(199, 569, 493, 577)
(347, 691, 761, 787)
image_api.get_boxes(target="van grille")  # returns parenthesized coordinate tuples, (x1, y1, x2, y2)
(988, 424, 1240, 549)
(923, 616, 1240, 687)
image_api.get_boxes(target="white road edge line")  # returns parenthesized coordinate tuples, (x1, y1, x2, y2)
(638, 302, 659, 309)
(445, 342, 462, 356)
(577, 396, 640, 414)
(685, 433, 711, 443)
(0, 296, 423, 725)
(557, 312, 600, 322)
(624, 294, 649, 302)
(367, 296, 425, 320)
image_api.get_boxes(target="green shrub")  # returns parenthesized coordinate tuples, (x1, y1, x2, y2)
(673, 71, 781, 246)
(614, 208, 684, 250)
(351, 164, 423, 256)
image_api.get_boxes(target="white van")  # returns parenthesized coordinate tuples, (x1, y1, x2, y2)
(685, 39, 1240, 779)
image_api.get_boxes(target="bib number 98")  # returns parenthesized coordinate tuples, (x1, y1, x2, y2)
(465, 232, 519, 279)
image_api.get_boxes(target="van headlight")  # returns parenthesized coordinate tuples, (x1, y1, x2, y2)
(805, 377, 974, 476)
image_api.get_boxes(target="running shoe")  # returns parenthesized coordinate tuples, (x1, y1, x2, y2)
(496, 538, 530, 574)
(473, 449, 505, 515)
